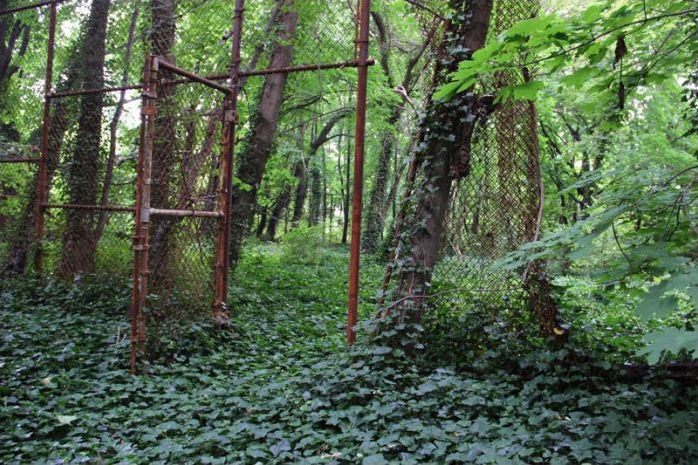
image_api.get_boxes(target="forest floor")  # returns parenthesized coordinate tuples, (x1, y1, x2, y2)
(1, 244, 697, 465)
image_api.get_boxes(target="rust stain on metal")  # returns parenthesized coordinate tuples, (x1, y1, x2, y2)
(347, 0, 371, 345)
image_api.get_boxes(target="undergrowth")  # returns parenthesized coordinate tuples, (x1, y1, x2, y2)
(1, 245, 697, 464)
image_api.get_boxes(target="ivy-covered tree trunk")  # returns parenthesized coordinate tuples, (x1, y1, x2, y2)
(146, 0, 179, 294)
(388, 0, 494, 324)
(362, 112, 397, 252)
(362, 11, 432, 254)
(58, 0, 111, 279)
(228, 3, 298, 271)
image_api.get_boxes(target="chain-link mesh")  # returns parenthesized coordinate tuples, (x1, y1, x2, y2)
(2, 0, 368, 361)
(145, 76, 224, 326)
(240, 0, 358, 72)
(0, 2, 50, 275)
(432, 0, 542, 308)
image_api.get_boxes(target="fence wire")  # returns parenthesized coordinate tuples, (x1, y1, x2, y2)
(144, 77, 224, 334)
(1, 0, 372, 360)
(432, 0, 542, 309)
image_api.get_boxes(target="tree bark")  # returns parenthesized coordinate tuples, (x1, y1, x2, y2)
(228, 3, 298, 271)
(147, 0, 179, 294)
(388, 0, 494, 324)
(292, 161, 308, 226)
(362, 11, 433, 254)
(95, 6, 140, 242)
(0, 0, 31, 94)
(308, 164, 322, 226)
(267, 181, 292, 241)
(57, 0, 111, 279)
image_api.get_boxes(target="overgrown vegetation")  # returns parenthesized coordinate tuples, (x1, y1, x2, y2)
(2, 246, 697, 465)
(2, 0, 698, 463)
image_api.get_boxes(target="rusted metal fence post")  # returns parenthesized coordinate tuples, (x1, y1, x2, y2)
(34, 0, 57, 273)
(131, 55, 158, 374)
(347, 0, 371, 345)
(213, 0, 245, 322)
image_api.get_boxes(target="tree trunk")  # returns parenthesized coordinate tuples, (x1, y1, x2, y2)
(388, 0, 494, 324)
(266, 181, 292, 241)
(228, 4, 298, 271)
(308, 163, 322, 226)
(147, 0, 179, 294)
(0, 0, 31, 94)
(341, 130, 351, 245)
(292, 163, 308, 226)
(57, 0, 111, 279)
(95, 6, 139, 243)
(362, 11, 432, 254)
(255, 206, 268, 238)
(362, 111, 398, 252)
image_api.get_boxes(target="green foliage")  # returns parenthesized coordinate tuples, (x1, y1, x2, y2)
(2, 246, 697, 464)
(439, 0, 697, 113)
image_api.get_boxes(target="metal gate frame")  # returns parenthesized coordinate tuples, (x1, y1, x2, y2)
(130, 56, 237, 371)
(0, 0, 372, 372)
(130, 0, 373, 370)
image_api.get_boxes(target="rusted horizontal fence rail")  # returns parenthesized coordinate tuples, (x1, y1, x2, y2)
(42, 203, 136, 213)
(0, 0, 68, 15)
(0, 158, 42, 163)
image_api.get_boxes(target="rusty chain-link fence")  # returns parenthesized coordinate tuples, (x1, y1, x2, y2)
(0, 0, 371, 370)
(433, 0, 543, 308)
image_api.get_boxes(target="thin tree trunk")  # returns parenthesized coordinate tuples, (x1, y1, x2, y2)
(95, 5, 140, 241)
(266, 181, 291, 240)
(292, 161, 308, 226)
(308, 163, 322, 226)
(255, 206, 268, 238)
(342, 128, 351, 245)
(58, 0, 111, 279)
(228, 3, 298, 271)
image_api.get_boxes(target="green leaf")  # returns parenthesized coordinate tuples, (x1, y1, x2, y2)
(362, 453, 388, 465)
(636, 284, 679, 321)
(582, 5, 603, 23)
(505, 16, 554, 38)
(434, 81, 462, 100)
(561, 67, 595, 89)
(499, 81, 545, 102)
(642, 328, 698, 364)
(56, 415, 78, 425)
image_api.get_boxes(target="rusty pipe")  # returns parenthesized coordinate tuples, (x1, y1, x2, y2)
(0, 0, 68, 16)
(347, 0, 371, 345)
(156, 58, 232, 94)
(213, 0, 245, 320)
